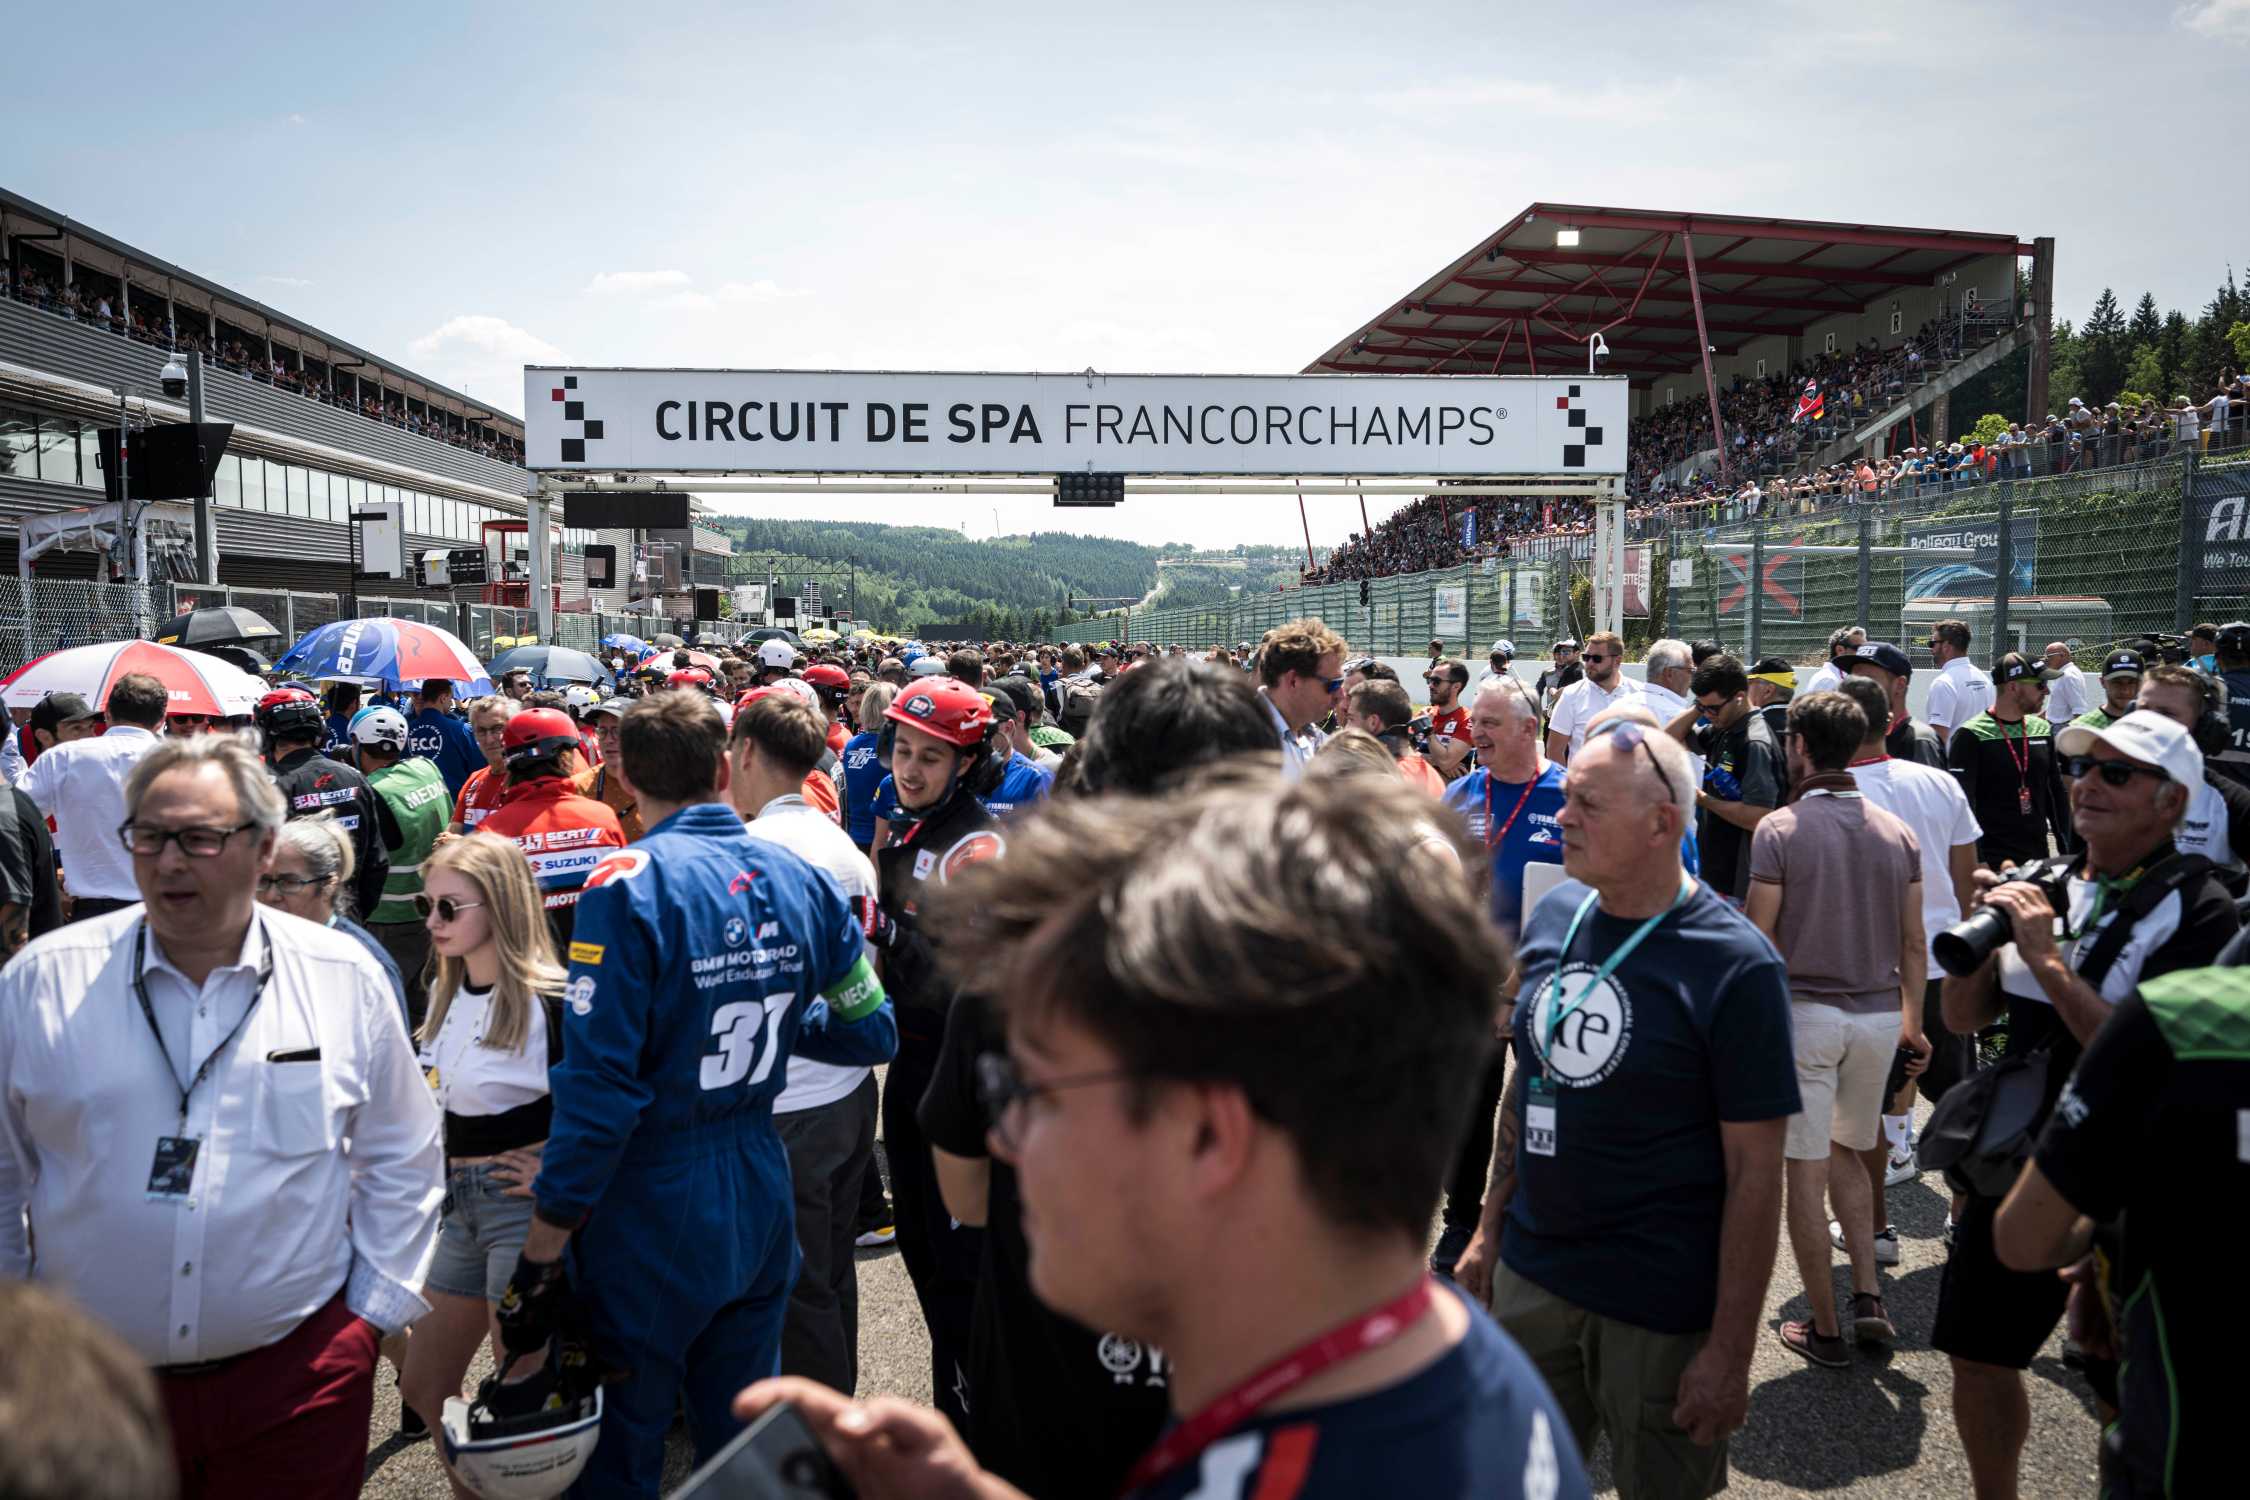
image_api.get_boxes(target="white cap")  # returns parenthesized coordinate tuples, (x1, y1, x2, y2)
(757, 639, 796, 668)
(2055, 709, 2203, 791)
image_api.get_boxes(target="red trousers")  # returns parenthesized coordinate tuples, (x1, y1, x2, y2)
(158, 1292, 378, 1500)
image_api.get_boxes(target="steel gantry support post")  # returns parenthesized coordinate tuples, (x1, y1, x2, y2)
(1682, 230, 1729, 480)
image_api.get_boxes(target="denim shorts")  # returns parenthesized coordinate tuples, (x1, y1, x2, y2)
(426, 1161, 538, 1304)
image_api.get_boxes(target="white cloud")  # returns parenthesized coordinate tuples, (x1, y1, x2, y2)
(649, 290, 718, 312)
(1362, 76, 1689, 129)
(2177, 0, 2250, 40)
(257, 274, 314, 289)
(581, 269, 694, 296)
(286, 112, 305, 126)
(717, 279, 807, 303)
(407, 316, 565, 416)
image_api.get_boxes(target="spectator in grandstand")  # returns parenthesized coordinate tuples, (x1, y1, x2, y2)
(744, 773, 1592, 1499)
(1922, 620, 1995, 752)
(1746, 691, 1924, 1366)
(1255, 618, 1346, 779)
(1546, 632, 1639, 764)
(1935, 710, 2234, 1500)
(19, 677, 166, 922)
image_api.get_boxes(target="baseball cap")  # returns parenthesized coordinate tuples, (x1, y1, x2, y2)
(1993, 652, 2044, 687)
(1849, 641, 1914, 680)
(1490, 639, 1516, 658)
(1553, 638, 1580, 652)
(1028, 724, 1076, 750)
(586, 696, 632, 721)
(1749, 657, 1796, 690)
(2101, 649, 2146, 680)
(2057, 710, 2202, 791)
(979, 686, 1020, 723)
(988, 676, 1038, 722)
(30, 692, 99, 735)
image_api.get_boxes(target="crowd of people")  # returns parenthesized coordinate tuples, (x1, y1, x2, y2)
(0, 604, 2242, 1500)
(1, 262, 527, 465)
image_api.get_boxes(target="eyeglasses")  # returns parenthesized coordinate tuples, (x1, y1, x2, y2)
(119, 821, 258, 858)
(975, 1051, 1141, 1151)
(2063, 755, 2170, 788)
(257, 872, 333, 895)
(413, 894, 486, 923)
(1586, 720, 1678, 806)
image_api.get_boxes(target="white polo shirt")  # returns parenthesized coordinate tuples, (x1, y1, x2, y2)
(1548, 674, 1643, 758)
(18, 725, 161, 901)
(1924, 657, 1995, 734)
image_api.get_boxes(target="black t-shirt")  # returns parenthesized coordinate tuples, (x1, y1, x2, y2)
(1946, 712, 2066, 869)
(1697, 711, 1782, 900)
(918, 991, 1170, 1497)
(1884, 715, 1946, 770)
(2033, 973, 2250, 1495)
(1128, 1283, 1590, 1500)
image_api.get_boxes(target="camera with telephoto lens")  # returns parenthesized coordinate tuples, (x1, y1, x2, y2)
(1933, 857, 2074, 977)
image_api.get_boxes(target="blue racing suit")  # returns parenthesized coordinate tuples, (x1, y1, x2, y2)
(534, 800, 898, 1496)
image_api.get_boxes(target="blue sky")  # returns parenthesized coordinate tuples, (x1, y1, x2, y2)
(8, 1, 2246, 548)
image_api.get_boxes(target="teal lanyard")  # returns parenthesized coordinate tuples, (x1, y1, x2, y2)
(1539, 876, 1693, 1077)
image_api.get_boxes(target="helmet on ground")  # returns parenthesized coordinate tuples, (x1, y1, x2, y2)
(439, 1344, 602, 1499)
(561, 684, 601, 715)
(909, 656, 948, 678)
(884, 677, 995, 749)
(349, 705, 410, 752)
(254, 687, 324, 743)
(503, 708, 582, 768)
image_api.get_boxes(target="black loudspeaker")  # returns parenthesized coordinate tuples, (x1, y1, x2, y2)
(694, 587, 721, 619)
(775, 597, 798, 620)
(97, 422, 234, 503)
(584, 545, 616, 587)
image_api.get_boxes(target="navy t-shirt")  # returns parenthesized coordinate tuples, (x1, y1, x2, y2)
(1442, 764, 1567, 938)
(840, 730, 887, 844)
(1503, 877, 1799, 1334)
(1128, 1284, 1589, 1500)
(982, 749, 1055, 819)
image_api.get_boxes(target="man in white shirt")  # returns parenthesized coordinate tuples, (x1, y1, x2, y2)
(1834, 676, 1982, 1261)
(0, 733, 441, 1498)
(728, 692, 882, 1395)
(1254, 617, 1346, 780)
(1545, 630, 1642, 763)
(18, 677, 168, 921)
(1921, 618, 1994, 752)
(2040, 642, 2089, 725)
(1636, 638, 1695, 723)
(1804, 626, 1868, 696)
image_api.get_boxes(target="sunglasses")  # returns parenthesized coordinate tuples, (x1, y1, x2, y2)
(413, 894, 486, 923)
(1320, 676, 1346, 694)
(2063, 755, 2169, 788)
(1581, 652, 1613, 664)
(1587, 719, 1678, 805)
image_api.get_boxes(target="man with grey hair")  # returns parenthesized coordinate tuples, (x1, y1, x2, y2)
(1804, 625, 1869, 696)
(1457, 713, 1797, 1494)
(0, 732, 442, 1498)
(1639, 639, 1696, 723)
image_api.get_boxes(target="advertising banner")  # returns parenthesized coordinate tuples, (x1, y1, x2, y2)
(525, 369, 1629, 476)
(1902, 512, 2039, 600)
(1433, 584, 1468, 640)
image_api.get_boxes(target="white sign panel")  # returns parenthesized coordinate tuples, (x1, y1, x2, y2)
(354, 502, 405, 579)
(733, 584, 768, 616)
(1668, 558, 1695, 587)
(525, 369, 1627, 477)
(1432, 584, 1468, 640)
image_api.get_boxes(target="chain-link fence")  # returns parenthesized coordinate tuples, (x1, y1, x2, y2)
(1060, 451, 2245, 672)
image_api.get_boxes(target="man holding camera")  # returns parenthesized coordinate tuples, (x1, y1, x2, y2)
(1934, 710, 2236, 1500)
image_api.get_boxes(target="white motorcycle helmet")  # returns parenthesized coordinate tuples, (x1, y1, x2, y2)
(772, 677, 823, 712)
(909, 656, 947, 677)
(439, 1346, 603, 1498)
(560, 683, 601, 716)
(349, 705, 410, 753)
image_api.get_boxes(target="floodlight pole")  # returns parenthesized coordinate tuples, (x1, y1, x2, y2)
(1682, 232, 1729, 480)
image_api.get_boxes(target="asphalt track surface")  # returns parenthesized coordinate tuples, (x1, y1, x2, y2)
(360, 1092, 2101, 1499)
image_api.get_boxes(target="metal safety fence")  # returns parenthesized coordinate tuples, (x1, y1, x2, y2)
(1057, 450, 2250, 671)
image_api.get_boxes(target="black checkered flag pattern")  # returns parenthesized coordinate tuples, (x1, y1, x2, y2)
(548, 375, 604, 463)
(1555, 384, 1605, 470)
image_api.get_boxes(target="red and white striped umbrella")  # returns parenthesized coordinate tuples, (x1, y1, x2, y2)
(0, 640, 268, 718)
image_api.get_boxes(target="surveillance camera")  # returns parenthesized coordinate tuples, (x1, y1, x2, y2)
(159, 356, 188, 399)
(1590, 332, 1611, 365)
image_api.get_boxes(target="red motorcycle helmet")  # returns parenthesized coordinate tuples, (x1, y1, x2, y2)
(883, 676, 994, 749)
(254, 686, 324, 742)
(667, 668, 715, 690)
(503, 707, 583, 767)
(802, 663, 850, 695)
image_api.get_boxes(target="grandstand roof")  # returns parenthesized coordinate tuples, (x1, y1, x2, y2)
(0, 186, 522, 436)
(1306, 204, 2034, 384)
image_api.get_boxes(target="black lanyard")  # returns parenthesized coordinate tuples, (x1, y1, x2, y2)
(131, 920, 277, 1128)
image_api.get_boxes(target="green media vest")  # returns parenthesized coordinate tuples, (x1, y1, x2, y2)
(367, 756, 449, 924)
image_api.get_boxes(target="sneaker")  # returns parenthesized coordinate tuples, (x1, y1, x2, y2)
(854, 1222, 896, 1248)
(1829, 1220, 1901, 1267)
(1431, 1223, 1474, 1280)
(1883, 1146, 1919, 1187)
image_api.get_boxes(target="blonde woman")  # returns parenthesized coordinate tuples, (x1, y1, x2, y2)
(398, 833, 565, 1459)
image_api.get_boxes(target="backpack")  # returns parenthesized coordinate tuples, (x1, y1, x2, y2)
(1920, 852, 2210, 1198)
(1059, 677, 1104, 738)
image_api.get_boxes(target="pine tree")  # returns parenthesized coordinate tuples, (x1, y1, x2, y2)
(2157, 311, 2192, 403)
(2079, 290, 2129, 405)
(2128, 291, 2162, 349)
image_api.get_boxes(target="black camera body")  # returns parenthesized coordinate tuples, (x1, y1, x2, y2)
(1933, 856, 2075, 977)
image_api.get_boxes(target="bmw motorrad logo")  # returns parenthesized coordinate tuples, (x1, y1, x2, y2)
(725, 916, 747, 947)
